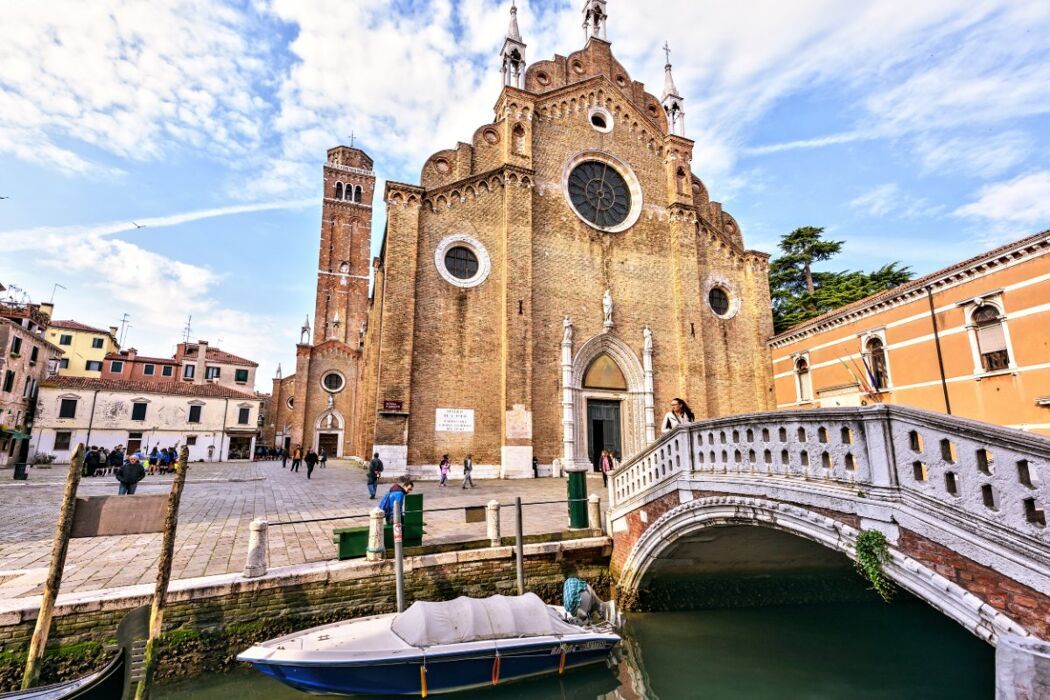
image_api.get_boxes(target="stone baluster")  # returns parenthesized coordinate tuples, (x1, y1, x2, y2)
(487, 499, 501, 547)
(367, 508, 386, 562)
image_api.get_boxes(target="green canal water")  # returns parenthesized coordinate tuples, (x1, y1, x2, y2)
(157, 599, 993, 699)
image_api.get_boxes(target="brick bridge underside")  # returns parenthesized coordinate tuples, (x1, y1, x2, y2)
(611, 491, 1049, 643)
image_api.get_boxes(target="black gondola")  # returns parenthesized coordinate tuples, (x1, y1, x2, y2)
(0, 606, 148, 700)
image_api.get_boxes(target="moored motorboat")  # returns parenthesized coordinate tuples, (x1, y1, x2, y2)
(237, 593, 621, 696)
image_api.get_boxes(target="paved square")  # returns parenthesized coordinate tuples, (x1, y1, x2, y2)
(0, 461, 605, 599)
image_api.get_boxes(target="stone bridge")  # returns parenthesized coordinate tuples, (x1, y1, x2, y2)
(606, 405, 1049, 651)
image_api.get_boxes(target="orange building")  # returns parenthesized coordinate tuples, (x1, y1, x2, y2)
(769, 230, 1050, 436)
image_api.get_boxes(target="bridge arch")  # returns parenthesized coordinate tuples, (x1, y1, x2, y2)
(616, 495, 1031, 645)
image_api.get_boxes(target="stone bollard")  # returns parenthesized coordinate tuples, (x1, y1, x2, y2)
(486, 500, 501, 547)
(367, 508, 386, 562)
(996, 634, 1050, 699)
(243, 518, 269, 578)
(588, 493, 601, 530)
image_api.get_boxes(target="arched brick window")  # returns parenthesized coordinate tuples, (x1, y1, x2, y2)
(794, 356, 813, 402)
(864, 336, 889, 390)
(335, 182, 344, 200)
(512, 123, 526, 155)
(354, 185, 363, 203)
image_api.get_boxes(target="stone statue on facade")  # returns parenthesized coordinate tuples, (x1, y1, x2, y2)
(563, 315, 573, 344)
(603, 289, 614, 331)
(644, 325, 653, 353)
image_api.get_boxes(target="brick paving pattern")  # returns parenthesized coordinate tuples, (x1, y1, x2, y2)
(0, 460, 604, 599)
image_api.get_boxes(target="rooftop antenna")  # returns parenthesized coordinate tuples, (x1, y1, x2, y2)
(182, 315, 193, 343)
(349, 131, 355, 148)
(118, 313, 131, 345)
(49, 283, 66, 304)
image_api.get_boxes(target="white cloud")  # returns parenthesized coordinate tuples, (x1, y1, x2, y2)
(955, 171, 1050, 223)
(0, 0, 273, 174)
(848, 183, 943, 220)
(914, 131, 1032, 178)
(744, 132, 868, 156)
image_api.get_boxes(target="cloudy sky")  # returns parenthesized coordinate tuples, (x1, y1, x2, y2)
(1, 0, 1048, 387)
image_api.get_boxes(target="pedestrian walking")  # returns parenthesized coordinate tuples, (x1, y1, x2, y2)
(462, 453, 474, 489)
(438, 454, 450, 487)
(379, 476, 414, 523)
(662, 397, 695, 434)
(291, 445, 302, 472)
(116, 454, 146, 495)
(319, 447, 328, 468)
(305, 447, 319, 479)
(367, 452, 384, 499)
(600, 449, 614, 487)
(83, 446, 101, 477)
(281, 448, 288, 469)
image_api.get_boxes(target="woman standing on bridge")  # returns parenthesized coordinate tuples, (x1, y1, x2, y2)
(662, 398, 695, 433)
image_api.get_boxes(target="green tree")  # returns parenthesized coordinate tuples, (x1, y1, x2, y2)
(769, 227, 912, 333)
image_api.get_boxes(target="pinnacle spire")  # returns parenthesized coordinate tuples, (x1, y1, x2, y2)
(507, 0, 521, 42)
(500, 0, 526, 88)
(660, 41, 686, 137)
(662, 41, 680, 99)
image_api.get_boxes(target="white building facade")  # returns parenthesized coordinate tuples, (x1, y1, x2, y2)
(32, 377, 261, 463)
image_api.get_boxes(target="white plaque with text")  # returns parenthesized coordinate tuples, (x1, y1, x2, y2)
(435, 408, 474, 433)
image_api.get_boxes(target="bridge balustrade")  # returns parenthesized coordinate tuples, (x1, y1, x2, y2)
(610, 404, 1047, 547)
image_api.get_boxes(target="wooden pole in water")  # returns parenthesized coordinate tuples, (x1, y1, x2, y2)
(134, 445, 189, 700)
(21, 444, 84, 690)
(515, 497, 525, 595)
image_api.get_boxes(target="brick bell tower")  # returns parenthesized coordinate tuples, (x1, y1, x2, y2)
(314, 145, 375, 347)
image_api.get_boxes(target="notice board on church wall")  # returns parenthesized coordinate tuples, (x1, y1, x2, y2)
(435, 408, 474, 433)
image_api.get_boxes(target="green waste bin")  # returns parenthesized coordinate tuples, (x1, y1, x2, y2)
(384, 492, 424, 549)
(12, 463, 28, 481)
(332, 526, 370, 560)
(567, 469, 588, 529)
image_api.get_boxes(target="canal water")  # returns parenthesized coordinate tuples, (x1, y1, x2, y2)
(157, 598, 993, 699)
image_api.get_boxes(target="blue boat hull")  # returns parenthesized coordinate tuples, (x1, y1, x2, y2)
(248, 639, 619, 696)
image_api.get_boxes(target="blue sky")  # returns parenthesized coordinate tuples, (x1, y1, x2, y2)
(2, 0, 1049, 387)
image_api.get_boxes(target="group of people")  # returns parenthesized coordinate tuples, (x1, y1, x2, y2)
(80, 444, 165, 496)
(437, 454, 475, 489)
(281, 444, 328, 479)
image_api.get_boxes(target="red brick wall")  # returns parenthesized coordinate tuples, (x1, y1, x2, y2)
(898, 528, 1050, 639)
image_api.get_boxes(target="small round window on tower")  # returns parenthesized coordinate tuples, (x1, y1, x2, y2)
(444, 246, 479, 280)
(591, 114, 607, 129)
(709, 287, 730, 316)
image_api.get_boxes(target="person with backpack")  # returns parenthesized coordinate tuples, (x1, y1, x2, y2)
(379, 477, 414, 523)
(304, 447, 319, 479)
(367, 452, 384, 499)
(83, 446, 101, 477)
(116, 454, 146, 495)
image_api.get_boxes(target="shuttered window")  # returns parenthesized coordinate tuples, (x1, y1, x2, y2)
(973, 305, 1010, 372)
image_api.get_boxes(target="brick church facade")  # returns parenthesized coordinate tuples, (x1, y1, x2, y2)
(270, 1, 774, 477)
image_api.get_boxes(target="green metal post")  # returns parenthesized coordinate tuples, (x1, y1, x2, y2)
(567, 469, 589, 529)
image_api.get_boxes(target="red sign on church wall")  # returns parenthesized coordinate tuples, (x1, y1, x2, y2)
(383, 400, 404, 412)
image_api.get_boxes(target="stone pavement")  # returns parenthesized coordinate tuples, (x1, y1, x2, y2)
(0, 460, 605, 599)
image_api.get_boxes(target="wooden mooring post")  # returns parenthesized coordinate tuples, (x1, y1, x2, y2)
(134, 445, 189, 700)
(21, 444, 84, 690)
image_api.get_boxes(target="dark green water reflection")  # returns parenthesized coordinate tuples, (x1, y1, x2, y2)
(158, 600, 992, 699)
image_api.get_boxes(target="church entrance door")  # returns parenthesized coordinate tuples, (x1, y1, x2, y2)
(587, 399, 621, 472)
(318, 433, 339, 456)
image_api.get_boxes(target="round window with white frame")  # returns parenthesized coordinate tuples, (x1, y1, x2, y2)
(588, 106, 614, 134)
(704, 279, 740, 319)
(321, 371, 345, 393)
(286, 397, 294, 409)
(562, 151, 643, 234)
(435, 234, 492, 288)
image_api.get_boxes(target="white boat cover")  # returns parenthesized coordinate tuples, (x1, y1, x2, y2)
(390, 593, 581, 648)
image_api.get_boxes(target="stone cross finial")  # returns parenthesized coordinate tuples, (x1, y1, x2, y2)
(663, 41, 671, 65)
(300, 315, 311, 344)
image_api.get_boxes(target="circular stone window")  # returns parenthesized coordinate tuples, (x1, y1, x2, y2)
(706, 282, 740, 319)
(286, 397, 294, 409)
(588, 106, 613, 134)
(435, 234, 492, 288)
(563, 152, 642, 233)
(321, 372, 345, 393)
